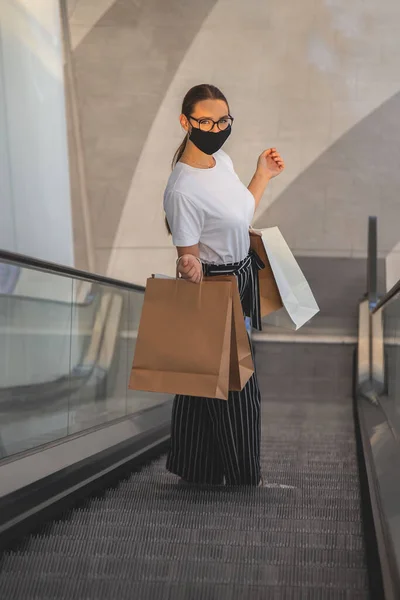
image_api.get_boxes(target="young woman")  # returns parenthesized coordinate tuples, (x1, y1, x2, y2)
(164, 84, 285, 486)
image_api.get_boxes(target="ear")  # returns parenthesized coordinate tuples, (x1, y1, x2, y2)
(180, 114, 190, 133)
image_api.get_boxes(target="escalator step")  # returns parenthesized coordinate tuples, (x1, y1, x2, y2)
(0, 345, 370, 599)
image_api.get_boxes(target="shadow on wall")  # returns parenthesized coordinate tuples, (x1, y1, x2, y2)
(71, 0, 218, 275)
(255, 91, 400, 257)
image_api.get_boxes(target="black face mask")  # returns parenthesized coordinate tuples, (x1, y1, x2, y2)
(189, 125, 231, 155)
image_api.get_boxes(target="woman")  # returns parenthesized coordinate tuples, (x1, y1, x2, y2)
(164, 84, 285, 486)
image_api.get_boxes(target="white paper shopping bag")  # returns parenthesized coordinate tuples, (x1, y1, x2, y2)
(253, 227, 320, 330)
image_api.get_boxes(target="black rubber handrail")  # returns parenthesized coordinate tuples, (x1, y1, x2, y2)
(0, 249, 145, 293)
(372, 279, 400, 314)
(367, 216, 378, 309)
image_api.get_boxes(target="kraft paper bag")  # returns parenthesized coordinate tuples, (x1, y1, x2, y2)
(253, 227, 320, 330)
(129, 275, 253, 400)
(249, 229, 283, 317)
(204, 275, 254, 392)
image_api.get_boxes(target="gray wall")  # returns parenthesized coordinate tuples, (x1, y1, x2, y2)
(67, 0, 400, 290)
(0, 1, 74, 267)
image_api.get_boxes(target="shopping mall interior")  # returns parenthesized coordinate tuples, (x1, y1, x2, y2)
(1, 0, 400, 598)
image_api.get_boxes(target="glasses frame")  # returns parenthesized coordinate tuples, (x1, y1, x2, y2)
(188, 114, 234, 132)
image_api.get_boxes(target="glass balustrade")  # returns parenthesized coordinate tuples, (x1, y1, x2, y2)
(0, 259, 170, 459)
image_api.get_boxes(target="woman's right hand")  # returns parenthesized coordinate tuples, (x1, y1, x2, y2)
(177, 254, 202, 284)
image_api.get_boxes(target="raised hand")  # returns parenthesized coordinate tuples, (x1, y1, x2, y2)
(256, 148, 285, 180)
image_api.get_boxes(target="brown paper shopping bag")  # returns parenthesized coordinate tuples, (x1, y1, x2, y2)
(205, 275, 254, 392)
(249, 229, 283, 317)
(129, 276, 240, 400)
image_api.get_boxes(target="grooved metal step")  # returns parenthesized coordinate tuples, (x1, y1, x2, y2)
(0, 344, 370, 599)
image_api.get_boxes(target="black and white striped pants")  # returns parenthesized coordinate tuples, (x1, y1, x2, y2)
(166, 252, 264, 486)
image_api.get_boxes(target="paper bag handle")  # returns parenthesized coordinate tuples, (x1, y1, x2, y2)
(176, 255, 204, 282)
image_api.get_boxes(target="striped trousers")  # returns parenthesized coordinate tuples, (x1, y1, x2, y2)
(166, 252, 264, 486)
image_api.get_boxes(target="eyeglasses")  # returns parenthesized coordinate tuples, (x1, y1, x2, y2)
(188, 115, 234, 132)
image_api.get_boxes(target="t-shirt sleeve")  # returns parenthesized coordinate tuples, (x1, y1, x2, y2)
(164, 190, 204, 247)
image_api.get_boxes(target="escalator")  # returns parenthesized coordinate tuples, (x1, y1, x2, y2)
(0, 343, 369, 599)
(0, 224, 399, 598)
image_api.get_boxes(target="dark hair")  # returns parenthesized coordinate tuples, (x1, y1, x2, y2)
(165, 84, 229, 235)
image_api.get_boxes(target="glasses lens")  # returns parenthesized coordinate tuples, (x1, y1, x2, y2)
(198, 119, 213, 132)
(196, 117, 233, 131)
(218, 117, 233, 131)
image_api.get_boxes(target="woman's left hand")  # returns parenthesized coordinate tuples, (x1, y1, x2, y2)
(256, 148, 285, 180)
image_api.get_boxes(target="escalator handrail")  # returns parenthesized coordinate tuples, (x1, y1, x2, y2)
(367, 216, 378, 309)
(0, 249, 145, 293)
(366, 214, 400, 314)
(372, 278, 400, 314)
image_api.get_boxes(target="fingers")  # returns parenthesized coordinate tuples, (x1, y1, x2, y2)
(182, 270, 202, 283)
(180, 266, 197, 279)
(193, 272, 202, 284)
(270, 149, 285, 169)
(178, 257, 202, 283)
(190, 265, 202, 283)
(186, 265, 198, 279)
(262, 148, 273, 157)
(178, 256, 196, 274)
(262, 148, 284, 165)
(177, 255, 203, 283)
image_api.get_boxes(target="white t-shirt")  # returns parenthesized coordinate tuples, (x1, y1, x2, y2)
(163, 150, 255, 264)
